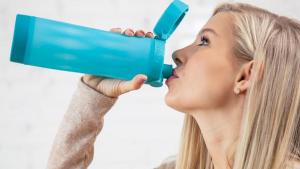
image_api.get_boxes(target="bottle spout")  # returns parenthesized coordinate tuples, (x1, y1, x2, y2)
(162, 64, 173, 79)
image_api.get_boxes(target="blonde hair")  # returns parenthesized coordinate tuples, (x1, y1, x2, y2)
(175, 3, 300, 169)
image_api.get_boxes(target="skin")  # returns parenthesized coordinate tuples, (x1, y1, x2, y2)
(165, 12, 254, 169)
(83, 12, 255, 169)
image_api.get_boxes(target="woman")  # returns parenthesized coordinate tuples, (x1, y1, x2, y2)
(47, 2, 300, 169)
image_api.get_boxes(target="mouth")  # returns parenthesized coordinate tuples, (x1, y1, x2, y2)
(172, 69, 179, 78)
(165, 69, 179, 85)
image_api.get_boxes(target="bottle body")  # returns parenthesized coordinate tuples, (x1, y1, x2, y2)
(11, 15, 173, 87)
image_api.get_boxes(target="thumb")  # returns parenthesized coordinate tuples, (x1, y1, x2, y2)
(120, 74, 148, 94)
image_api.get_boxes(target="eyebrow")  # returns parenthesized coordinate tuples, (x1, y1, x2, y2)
(198, 28, 219, 37)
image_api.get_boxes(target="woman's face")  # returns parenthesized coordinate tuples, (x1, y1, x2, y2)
(165, 12, 240, 113)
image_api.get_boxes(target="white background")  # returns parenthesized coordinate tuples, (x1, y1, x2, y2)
(0, 0, 299, 169)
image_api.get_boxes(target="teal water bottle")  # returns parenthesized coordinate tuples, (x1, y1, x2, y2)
(10, 0, 189, 87)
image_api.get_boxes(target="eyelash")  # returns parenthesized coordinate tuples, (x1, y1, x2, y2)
(198, 36, 210, 46)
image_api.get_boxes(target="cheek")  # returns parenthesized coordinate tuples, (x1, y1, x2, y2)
(165, 54, 235, 112)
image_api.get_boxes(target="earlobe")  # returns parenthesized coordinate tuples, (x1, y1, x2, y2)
(234, 60, 255, 94)
(234, 80, 249, 95)
(239, 80, 250, 92)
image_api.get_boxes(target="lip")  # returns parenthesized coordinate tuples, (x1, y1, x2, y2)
(165, 69, 179, 85)
(172, 69, 179, 78)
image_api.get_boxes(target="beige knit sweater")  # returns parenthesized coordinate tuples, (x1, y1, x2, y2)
(46, 77, 176, 169)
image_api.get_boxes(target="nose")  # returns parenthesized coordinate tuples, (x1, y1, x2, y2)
(172, 47, 188, 67)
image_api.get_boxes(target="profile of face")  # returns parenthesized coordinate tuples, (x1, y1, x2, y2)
(165, 12, 252, 114)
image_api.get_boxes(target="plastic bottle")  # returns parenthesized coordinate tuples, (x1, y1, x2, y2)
(10, 0, 189, 87)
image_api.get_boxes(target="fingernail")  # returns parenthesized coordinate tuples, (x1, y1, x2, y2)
(142, 75, 148, 80)
(136, 31, 145, 37)
(124, 29, 134, 36)
(128, 29, 134, 34)
(128, 32, 134, 36)
(140, 77, 147, 83)
(138, 30, 145, 35)
(146, 32, 154, 38)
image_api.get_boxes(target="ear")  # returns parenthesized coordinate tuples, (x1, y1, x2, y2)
(234, 60, 255, 94)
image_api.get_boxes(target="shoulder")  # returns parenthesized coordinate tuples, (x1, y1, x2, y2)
(293, 160, 300, 169)
(287, 159, 300, 169)
(154, 155, 176, 169)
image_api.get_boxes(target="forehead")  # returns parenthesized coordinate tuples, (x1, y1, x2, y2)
(200, 12, 234, 37)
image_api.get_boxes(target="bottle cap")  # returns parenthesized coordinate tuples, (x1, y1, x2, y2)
(153, 0, 189, 41)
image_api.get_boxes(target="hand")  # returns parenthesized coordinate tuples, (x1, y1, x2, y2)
(82, 28, 155, 98)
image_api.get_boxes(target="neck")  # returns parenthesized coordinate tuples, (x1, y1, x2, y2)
(190, 96, 244, 169)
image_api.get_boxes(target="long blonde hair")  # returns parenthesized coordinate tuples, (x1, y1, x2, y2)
(175, 3, 300, 169)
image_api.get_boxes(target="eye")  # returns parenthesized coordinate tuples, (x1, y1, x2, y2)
(198, 36, 210, 46)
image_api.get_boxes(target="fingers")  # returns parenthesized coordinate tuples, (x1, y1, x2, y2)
(133, 30, 154, 38)
(145, 32, 155, 38)
(110, 27, 122, 33)
(120, 74, 148, 94)
(123, 28, 134, 36)
(134, 30, 145, 37)
(82, 74, 105, 88)
(95, 79, 123, 97)
(110, 27, 154, 38)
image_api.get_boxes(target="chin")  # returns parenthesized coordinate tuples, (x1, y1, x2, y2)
(164, 92, 188, 113)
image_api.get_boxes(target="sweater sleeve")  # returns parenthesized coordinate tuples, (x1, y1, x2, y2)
(46, 77, 118, 169)
(154, 155, 176, 169)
